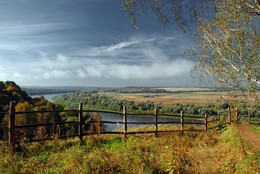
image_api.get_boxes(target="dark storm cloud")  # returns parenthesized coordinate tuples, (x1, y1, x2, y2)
(0, 0, 196, 86)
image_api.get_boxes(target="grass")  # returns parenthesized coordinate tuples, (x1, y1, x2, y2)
(249, 125, 260, 132)
(0, 124, 259, 173)
(110, 90, 260, 105)
(101, 88, 222, 105)
(114, 92, 225, 105)
(249, 124, 260, 141)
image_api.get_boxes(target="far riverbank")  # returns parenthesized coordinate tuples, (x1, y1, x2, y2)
(31, 93, 74, 102)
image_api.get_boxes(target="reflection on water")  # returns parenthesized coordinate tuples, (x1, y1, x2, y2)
(99, 113, 154, 131)
(98, 113, 202, 132)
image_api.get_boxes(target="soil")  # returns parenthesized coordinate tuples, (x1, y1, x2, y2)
(236, 123, 260, 152)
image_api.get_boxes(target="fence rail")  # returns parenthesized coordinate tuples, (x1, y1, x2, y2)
(238, 108, 260, 124)
(0, 101, 259, 152)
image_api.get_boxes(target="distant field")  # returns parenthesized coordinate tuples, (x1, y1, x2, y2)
(49, 87, 259, 106)
(104, 88, 259, 105)
(155, 87, 216, 92)
(113, 92, 224, 105)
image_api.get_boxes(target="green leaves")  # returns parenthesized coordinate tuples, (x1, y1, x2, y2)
(195, 0, 260, 95)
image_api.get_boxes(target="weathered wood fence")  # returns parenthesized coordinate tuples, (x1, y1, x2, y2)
(238, 108, 260, 124)
(0, 101, 259, 151)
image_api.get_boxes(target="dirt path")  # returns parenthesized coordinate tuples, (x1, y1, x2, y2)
(236, 123, 260, 152)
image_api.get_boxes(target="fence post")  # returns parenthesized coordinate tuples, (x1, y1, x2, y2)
(218, 111, 221, 130)
(248, 108, 251, 124)
(154, 108, 158, 137)
(9, 101, 16, 152)
(235, 108, 238, 123)
(123, 106, 127, 139)
(204, 113, 208, 132)
(53, 114, 57, 137)
(78, 103, 83, 142)
(180, 111, 184, 133)
(228, 107, 231, 124)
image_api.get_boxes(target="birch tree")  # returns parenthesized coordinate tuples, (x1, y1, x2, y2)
(119, 0, 216, 31)
(194, 0, 259, 93)
(120, 0, 260, 93)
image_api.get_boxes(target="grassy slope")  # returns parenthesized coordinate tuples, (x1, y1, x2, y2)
(0, 125, 259, 174)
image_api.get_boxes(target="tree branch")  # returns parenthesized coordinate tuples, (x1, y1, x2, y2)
(203, 29, 260, 85)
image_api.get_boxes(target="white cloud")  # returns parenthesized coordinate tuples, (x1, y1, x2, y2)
(165, 37, 175, 40)
(13, 73, 25, 78)
(0, 23, 71, 36)
(77, 59, 193, 79)
(72, 35, 186, 70)
(75, 36, 164, 58)
(106, 41, 140, 52)
(0, 34, 194, 84)
(37, 50, 48, 58)
(38, 53, 75, 70)
(24, 51, 193, 80)
(57, 54, 69, 62)
(43, 70, 72, 79)
(0, 72, 8, 79)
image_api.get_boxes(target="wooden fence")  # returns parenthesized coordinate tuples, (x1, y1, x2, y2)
(237, 108, 260, 124)
(0, 101, 258, 151)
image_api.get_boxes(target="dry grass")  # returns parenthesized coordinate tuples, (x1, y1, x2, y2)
(156, 87, 214, 92)
(0, 124, 259, 174)
(107, 89, 260, 105)
(115, 92, 239, 105)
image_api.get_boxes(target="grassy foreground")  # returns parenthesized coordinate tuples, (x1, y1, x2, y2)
(0, 125, 259, 174)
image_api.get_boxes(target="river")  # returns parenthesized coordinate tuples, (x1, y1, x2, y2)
(31, 93, 73, 102)
(97, 112, 182, 131)
(31, 93, 202, 131)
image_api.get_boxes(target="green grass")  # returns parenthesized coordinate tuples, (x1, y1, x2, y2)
(247, 124, 260, 145)
(0, 125, 259, 173)
(249, 125, 260, 131)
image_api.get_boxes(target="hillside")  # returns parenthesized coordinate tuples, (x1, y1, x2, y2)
(0, 81, 259, 173)
(0, 124, 259, 173)
(0, 81, 31, 111)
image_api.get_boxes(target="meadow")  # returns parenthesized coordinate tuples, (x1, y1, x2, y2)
(104, 87, 259, 105)
(0, 124, 259, 173)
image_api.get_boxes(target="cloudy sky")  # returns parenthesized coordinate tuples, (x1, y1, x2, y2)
(0, 0, 200, 87)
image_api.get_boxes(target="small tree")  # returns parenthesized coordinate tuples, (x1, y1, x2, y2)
(15, 101, 36, 140)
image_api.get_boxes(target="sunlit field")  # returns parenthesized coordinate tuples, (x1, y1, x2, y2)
(104, 88, 260, 105)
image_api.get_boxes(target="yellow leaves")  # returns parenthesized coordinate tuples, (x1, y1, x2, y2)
(15, 101, 35, 126)
(6, 86, 15, 92)
(15, 101, 32, 112)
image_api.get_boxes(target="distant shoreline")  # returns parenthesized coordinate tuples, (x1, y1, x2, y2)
(31, 93, 74, 102)
(23, 86, 228, 98)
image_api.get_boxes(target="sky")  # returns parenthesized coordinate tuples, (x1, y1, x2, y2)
(0, 0, 201, 87)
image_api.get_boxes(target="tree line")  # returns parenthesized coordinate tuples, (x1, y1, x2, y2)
(53, 92, 260, 117)
(0, 81, 101, 141)
(98, 87, 171, 94)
